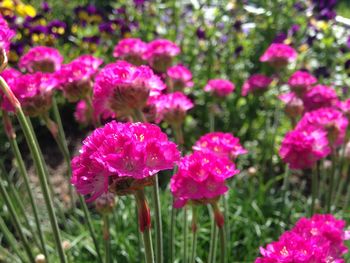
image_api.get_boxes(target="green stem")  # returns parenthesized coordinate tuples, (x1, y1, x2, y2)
(183, 206, 188, 263)
(208, 216, 218, 263)
(51, 96, 103, 262)
(327, 149, 337, 213)
(152, 174, 163, 263)
(142, 228, 155, 263)
(0, 216, 26, 262)
(7, 132, 48, 258)
(218, 226, 226, 263)
(103, 214, 111, 263)
(190, 206, 197, 263)
(0, 76, 67, 263)
(222, 194, 229, 262)
(311, 165, 318, 216)
(169, 203, 176, 263)
(0, 178, 35, 262)
(209, 104, 215, 132)
(211, 202, 226, 263)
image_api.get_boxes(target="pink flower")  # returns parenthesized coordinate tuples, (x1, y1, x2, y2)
(19, 46, 63, 73)
(0, 16, 14, 53)
(296, 107, 348, 146)
(279, 128, 330, 169)
(256, 214, 349, 263)
(56, 55, 103, 102)
(71, 121, 180, 201)
(193, 132, 247, 160)
(151, 92, 194, 125)
(167, 64, 193, 91)
(259, 43, 297, 68)
(278, 92, 304, 119)
(12, 72, 58, 116)
(113, 38, 147, 65)
(303, 85, 338, 111)
(204, 79, 235, 97)
(93, 61, 166, 119)
(74, 100, 91, 126)
(0, 68, 21, 111)
(288, 70, 317, 96)
(241, 74, 272, 96)
(143, 39, 180, 72)
(170, 151, 239, 208)
(337, 99, 350, 117)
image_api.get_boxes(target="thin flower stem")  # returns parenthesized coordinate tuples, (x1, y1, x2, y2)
(51, 96, 103, 262)
(218, 226, 226, 263)
(152, 174, 163, 263)
(169, 202, 176, 263)
(211, 202, 226, 263)
(334, 162, 349, 207)
(0, 178, 35, 262)
(209, 104, 215, 132)
(0, 76, 67, 263)
(326, 149, 337, 213)
(5, 123, 48, 258)
(311, 165, 318, 216)
(190, 206, 197, 263)
(103, 214, 111, 263)
(0, 215, 26, 262)
(208, 217, 218, 263)
(183, 206, 188, 263)
(142, 228, 155, 263)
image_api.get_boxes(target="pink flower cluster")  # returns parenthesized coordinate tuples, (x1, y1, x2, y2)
(0, 68, 21, 111)
(170, 151, 239, 208)
(242, 74, 272, 96)
(338, 98, 350, 117)
(302, 85, 338, 112)
(113, 38, 148, 66)
(74, 100, 91, 126)
(279, 128, 330, 169)
(19, 46, 63, 73)
(0, 15, 14, 53)
(71, 121, 180, 201)
(193, 132, 247, 160)
(278, 92, 304, 119)
(256, 214, 349, 263)
(167, 64, 193, 91)
(288, 70, 317, 96)
(151, 91, 193, 125)
(93, 61, 165, 119)
(260, 43, 297, 68)
(56, 55, 103, 102)
(204, 79, 235, 97)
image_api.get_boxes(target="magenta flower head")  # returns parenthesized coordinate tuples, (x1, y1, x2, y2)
(93, 61, 166, 119)
(288, 70, 317, 96)
(204, 79, 235, 97)
(303, 84, 338, 111)
(241, 74, 272, 96)
(56, 55, 103, 102)
(259, 43, 297, 68)
(0, 15, 15, 60)
(279, 128, 331, 169)
(74, 100, 91, 126)
(113, 38, 147, 66)
(19, 46, 64, 73)
(193, 132, 247, 160)
(152, 91, 193, 125)
(12, 73, 58, 117)
(0, 68, 21, 112)
(170, 151, 239, 209)
(166, 64, 193, 91)
(296, 107, 348, 146)
(338, 98, 350, 118)
(71, 121, 180, 202)
(278, 92, 304, 119)
(256, 214, 350, 263)
(143, 39, 180, 72)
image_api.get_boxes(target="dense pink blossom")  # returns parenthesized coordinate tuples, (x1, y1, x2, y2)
(0, 16, 14, 53)
(12, 73, 58, 116)
(19, 46, 63, 73)
(303, 84, 338, 111)
(337, 99, 350, 117)
(279, 128, 330, 169)
(56, 55, 103, 102)
(71, 121, 180, 201)
(113, 38, 147, 65)
(241, 74, 272, 96)
(143, 39, 180, 72)
(152, 92, 193, 125)
(166, 64, 193, 90)
(296, 107, 348, 146)
(170, 151, 239, 208)
(0, 68, 21, 111)
(278, 92, 304, 119)
(93, 61, 166, 119)
(288, 70, 317, 96)
(256, 214, 349, 263)
(204, 79, 235, 97)
(193, 132, 247, 160)
(259, 43, 297, 68)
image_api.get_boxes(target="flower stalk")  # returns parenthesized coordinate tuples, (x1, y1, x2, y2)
(190, 205, 198, 263)
(211, 201, 226, 263)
